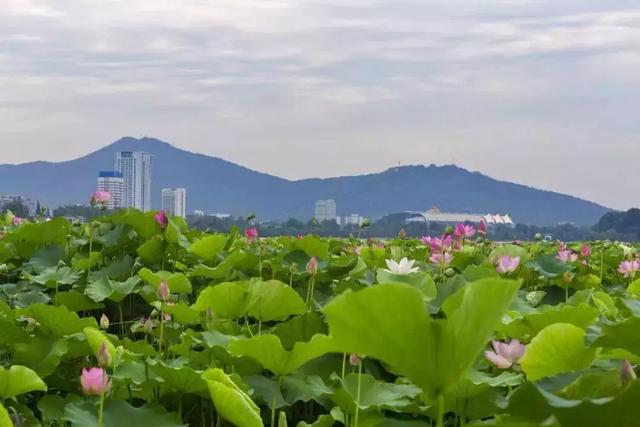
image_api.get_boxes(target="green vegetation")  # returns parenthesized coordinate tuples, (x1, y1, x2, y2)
(0, 209, 639, 426)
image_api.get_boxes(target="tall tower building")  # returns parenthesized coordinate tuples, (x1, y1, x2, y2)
(97, 171, 124, 209)
(161, 188, 187, 218)
(115, 151, 152, 211)
(314, 199, 337, 222)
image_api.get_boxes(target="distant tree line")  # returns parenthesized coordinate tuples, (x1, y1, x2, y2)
(42, 204, 640, 242)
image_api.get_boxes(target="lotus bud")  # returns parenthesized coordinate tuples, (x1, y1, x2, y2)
(621, 359, 637, 384)
(306, 256, 319, 275)
(99, 314, 110, 330)
(154, 210, 169, 229)
(349, 353, 361, 366)
(157, 281, 170, 301)
(445, 267, 456, 277)
(97, 341, 112, 368)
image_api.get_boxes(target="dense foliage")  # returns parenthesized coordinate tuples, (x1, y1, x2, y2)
(1, 208, 639, 426)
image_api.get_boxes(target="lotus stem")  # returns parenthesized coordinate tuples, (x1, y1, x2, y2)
(98, 391, 105, 427)
(353, 360, 363, 427)
(436, 394, 444, 427)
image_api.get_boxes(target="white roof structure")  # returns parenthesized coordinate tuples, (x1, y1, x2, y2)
(406, 207, 514, 225)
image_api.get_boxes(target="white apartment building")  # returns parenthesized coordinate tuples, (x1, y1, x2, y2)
(161, 188, 187, 218)
(115, 151, 152, 211)
(97, 171, 124, 210)
(314, 199, 337, 222)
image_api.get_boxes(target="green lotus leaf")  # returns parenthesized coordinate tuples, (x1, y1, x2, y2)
(520, 323, 597, 381)
(201, 368, 263, 427)
(0, 365, 47, 398)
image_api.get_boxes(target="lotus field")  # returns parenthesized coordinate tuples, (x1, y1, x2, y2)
(2, 208, 640, 427)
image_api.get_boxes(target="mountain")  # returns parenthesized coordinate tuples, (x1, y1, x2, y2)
(0, 137, 610, 225)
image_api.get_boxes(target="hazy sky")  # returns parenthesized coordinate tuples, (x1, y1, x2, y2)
(1, 0, 639, 210)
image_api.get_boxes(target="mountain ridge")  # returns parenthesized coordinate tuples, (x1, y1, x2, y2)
(0, 136, 610, 225)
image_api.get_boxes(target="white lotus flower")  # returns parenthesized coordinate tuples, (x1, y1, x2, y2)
(384, 257, 419, 275)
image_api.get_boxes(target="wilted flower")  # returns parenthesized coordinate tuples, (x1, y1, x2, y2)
(621, 359, 637, 384)
(154, 210, 168, 229)
(306, 256, 319, 275)
(90, 191, 111, 206)
(397, 229, 406, 239)
(384, 257, 419, 275)
(496, 256, 520, 275)
(245, 227, 258, 242)
(563, 271, 574, 284)
(99, 314, 109, 330)
(556, 250, 578, 263)
(455, 223, 476, 239)
(97, 341, 112, 368)
(618, 260, 640, 278)
(620, 244, 634, 259)
(581, 244, 591, 258)
(163, 313, 171, 322)
(157, 281, 170, 301)
(349, 354, 362, 366)
(485, 339, 526, 369)
(143, 317, 154, 333)
(430, 252, 453, 268)
(80, 367, 111, 395)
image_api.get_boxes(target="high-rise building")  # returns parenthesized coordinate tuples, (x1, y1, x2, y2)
(97, 171, 124, 210)
(343, 213, 365, 226)
(161, 188, 187, 218)
(314, 199, 337, 222)
(115, 151, 152, 211)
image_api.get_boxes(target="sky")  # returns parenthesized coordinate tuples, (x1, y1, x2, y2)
(1, 0, 639, 210)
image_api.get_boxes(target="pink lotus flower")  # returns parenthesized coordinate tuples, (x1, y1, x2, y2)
(478, 220, 487, 235)
(618, 260, 640, 278)
(90, 190, 111, 206)
(80, 367, 111, 395)
(12, 216, 24, 226)
(485, 339, 526, 369)
(496, 255, 520, 275)
(430, 252, 453, 268)
(245, 227, 258, 242)
(556, 250, 578, 263)
(455, 223, 476, 239)
(375, 242, 385, 249)
(306, 256, 319, 275)
(157, 281, 170, 301)
(421, 235, 452, 253)
(581, 244, 591, 258)
(154, 210, 168, 229)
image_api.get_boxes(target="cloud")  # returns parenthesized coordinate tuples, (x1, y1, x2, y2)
(0, 0, 639, 210)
